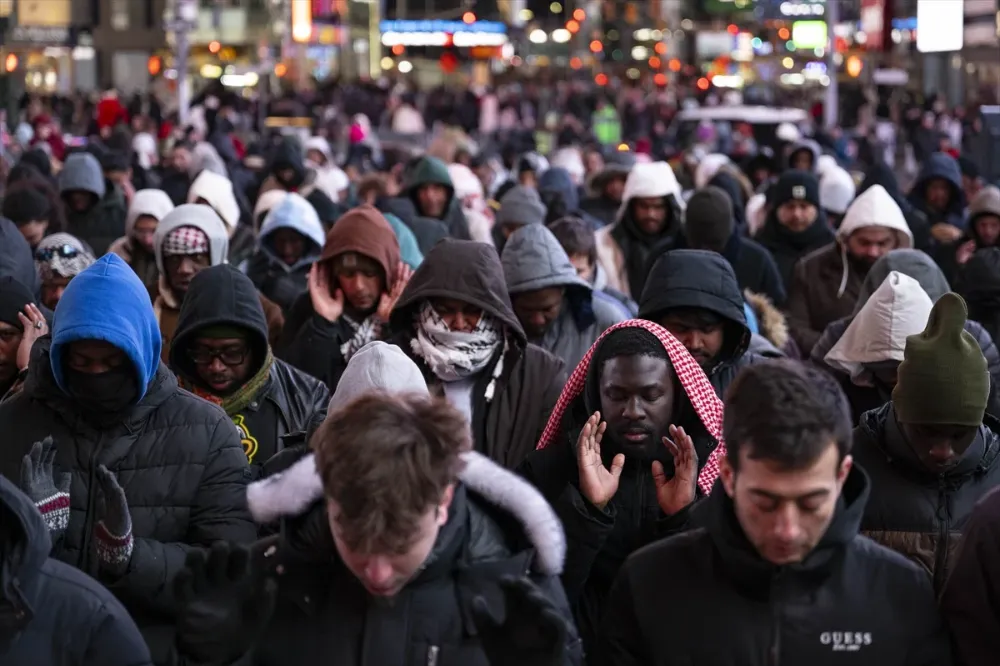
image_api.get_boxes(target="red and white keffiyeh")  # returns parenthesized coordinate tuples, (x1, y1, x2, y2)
(536, 319, 726, 495)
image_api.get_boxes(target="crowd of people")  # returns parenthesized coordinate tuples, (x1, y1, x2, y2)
(1, 83, 1000, 666)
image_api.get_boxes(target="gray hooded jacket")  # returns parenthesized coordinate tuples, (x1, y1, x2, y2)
(502, 224, 625, 369)
(812, 249, 1000, 392)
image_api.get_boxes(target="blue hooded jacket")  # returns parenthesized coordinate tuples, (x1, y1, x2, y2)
(908, 152, 967, 229)
(50, 254, 161, 402)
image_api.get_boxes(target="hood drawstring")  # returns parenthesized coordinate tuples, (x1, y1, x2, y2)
(484, 337, 509, 403)
(837, 242, 850, 299)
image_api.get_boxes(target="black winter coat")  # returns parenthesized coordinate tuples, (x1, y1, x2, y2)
(602, 469, 953, 666)
(854, 403, 1000, 592)
(231, 454, 583, 666)
(0, 475, 152, 666)
(638, 249, 765, 399)
(388, 239, 566, 469)
(276, 292, 359, 388)
(169, 263, 330, 476)
(0, 344, 257, 662)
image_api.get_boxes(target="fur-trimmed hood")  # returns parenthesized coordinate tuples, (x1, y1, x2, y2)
(744, 289, 789, 350)
(247, 450, 566, 576)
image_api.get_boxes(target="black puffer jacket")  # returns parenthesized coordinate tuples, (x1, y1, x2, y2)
(854, 403, 1000, 593)
(0, 343, 256, 662)
(220, 451, 582, 666)
(638, 249, 764, 399)
(170, 265, 330, 478)
(388, 239, 566, 469)
(602, 469, 952, 666)
(0, 475, 153, 666)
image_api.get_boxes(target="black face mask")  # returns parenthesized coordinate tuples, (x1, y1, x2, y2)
(64, 366, 139, 414)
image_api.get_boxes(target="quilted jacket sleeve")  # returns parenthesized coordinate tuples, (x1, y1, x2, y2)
(108, 418, 255, 615)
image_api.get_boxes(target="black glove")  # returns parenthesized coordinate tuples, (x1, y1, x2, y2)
(472, 575, 569, 666)
(174, 541, 278, 665)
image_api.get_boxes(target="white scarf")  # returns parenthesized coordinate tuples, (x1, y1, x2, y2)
(339, 315, 383, 363)
(410, 301, 502, 383)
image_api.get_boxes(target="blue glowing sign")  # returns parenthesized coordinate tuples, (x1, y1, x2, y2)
(379, 20, 507, 34)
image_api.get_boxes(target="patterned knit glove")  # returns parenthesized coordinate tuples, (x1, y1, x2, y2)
(20, 437, 71, 537)
(94, 465, 133, 576)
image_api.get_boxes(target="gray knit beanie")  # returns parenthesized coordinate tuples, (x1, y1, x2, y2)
(496, 185, 547, 228)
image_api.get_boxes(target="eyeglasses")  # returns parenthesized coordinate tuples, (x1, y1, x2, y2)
(187, 346, 249, 366)
(35, 244, 79, 261)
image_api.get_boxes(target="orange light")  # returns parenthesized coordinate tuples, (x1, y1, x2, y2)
(846, 55, 863, 77)
(668, 58, 681, 72)
(274, 62, 288, 77)
(566, 19, 580, 33)
(573, 8, 585, 21)
(696, 77, 710, 90)
(648, 56, 661, 68)
(569, 56, 583, 69)
(778, 27, 790, 40)
(462, 11, 475, 24)
(209, 40, 221, 54)
(589, 40, 603, 53)
(391, 44, 405, 55)
(4, 53, 17, 73)
(654, 41, 667, 55)
(147, 55, 162, 76)
(727, 24, 738, 35)
(595, 72, 609, 86)
(654, 72, 667, 86)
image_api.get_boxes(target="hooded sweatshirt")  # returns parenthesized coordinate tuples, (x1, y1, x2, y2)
(303, 136, 349, 203)
(639, 249, 771, 398)
(58, 152, 126, 256)
(596, 161, 684, 299)
(247, 192, 326, 312)
(940, 185, 1000, 284)
(502, 224, 625, 369)
(388, 238, 566, 468)
(402, 155, 472, 240)
(908, 152, 967, 230)
(187, 169, 256, 266)
(152, 204, 231, 361)
(448, 162, 494, 244)
(812, 249, 1000, 414)
(785, 138, 822, 172)
(171, 265, 330, 474)
(278, 205, 401, 387)
(110, 189, 175, 299)
(0, 215, 41, 298)
(825, 271, 933, 382)
(0, 474, 153, 666)
(539, 167, 602, 230)
(785, 184, 914, 354)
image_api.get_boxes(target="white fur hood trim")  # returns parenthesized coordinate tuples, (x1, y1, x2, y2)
(246, 451, 566, 576)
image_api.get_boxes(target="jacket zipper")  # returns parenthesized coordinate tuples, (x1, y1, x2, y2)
(770, 571, 782, 666)
(933, 477, 951, 593)
(426, 645, 439, 666)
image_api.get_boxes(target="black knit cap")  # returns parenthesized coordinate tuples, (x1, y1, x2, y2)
(769, 169, 820, 209)
(0, 276, 34, 330)
(2, 186, 52, 225)
(685, 186, 735, 250)
(100, 149, 130, 173)
(19, 148, 52, 179)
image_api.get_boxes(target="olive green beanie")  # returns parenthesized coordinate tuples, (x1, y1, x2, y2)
(892, 292, 989, 426)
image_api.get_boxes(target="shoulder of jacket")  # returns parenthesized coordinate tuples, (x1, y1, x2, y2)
(849, 534, 935, 585)
(522, 343, 566, 375)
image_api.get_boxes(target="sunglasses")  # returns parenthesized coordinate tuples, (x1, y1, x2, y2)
(187, 346, 249, 366)
(35, 244, 79, 261)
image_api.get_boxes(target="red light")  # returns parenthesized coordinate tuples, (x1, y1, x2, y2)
(727, 24, 738, 35)
(595, 73, 609, 86)
(392, 44, 404, 55)
(654, 73, 667, 86)
(462, 11, 475, 24)
(566, 19, 580, 33)
(668, 58, 681, 72)
(573, 8, 585, 21)
(569, 56, 583, 69)
(444, 33, 454, 47)
(778, 27, 790, 40)
(648, 56, 661, 68)
(696, 77, 710, 90)
(654, 42, 667, 55)
(589, 40, 603, 53)
(440, 51, 458, 73)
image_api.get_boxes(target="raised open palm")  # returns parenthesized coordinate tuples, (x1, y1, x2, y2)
(576, 411, 624, 511)
(652, 424, 699, 516)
